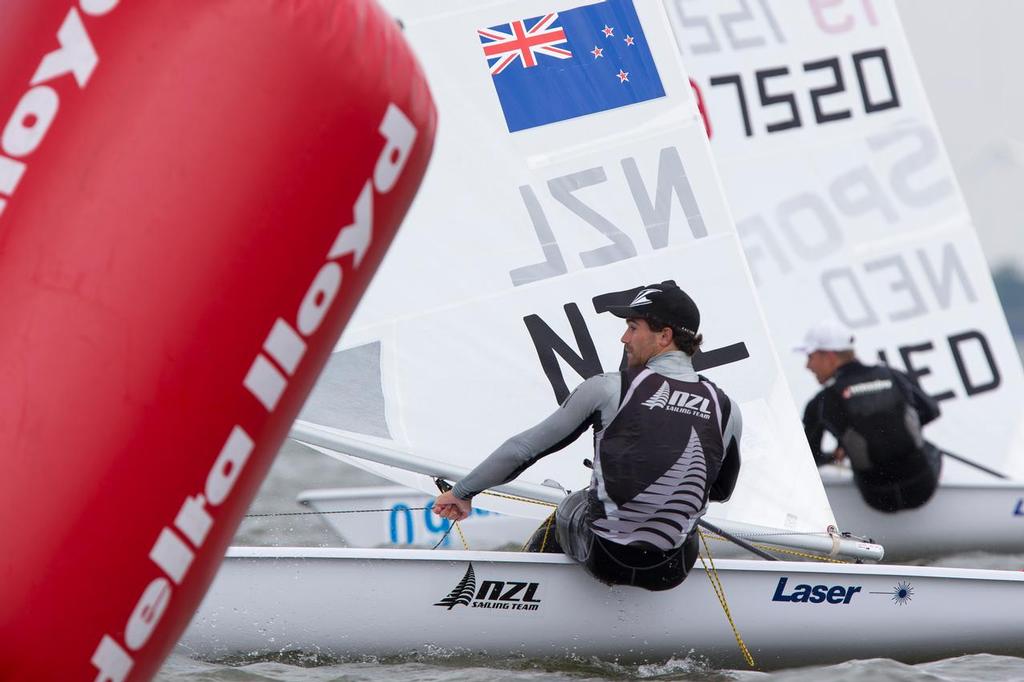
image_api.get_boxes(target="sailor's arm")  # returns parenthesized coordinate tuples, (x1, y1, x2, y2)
(433, 374, 616, 520)
(802, 391, 837, 466)
(891, 368, 941, 425)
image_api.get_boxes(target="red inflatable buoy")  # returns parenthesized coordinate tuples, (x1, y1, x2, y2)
(0, 2, 435, 680)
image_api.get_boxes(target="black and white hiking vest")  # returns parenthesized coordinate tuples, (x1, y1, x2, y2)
(819, 361, 936, 481)
(588, 367, 726, 551)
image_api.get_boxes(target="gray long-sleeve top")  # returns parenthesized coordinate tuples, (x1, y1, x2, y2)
(451, 351, 743, 501)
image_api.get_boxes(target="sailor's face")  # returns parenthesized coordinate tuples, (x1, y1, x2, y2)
(621, 318, 661, 368)
(806, 351, 836, 384)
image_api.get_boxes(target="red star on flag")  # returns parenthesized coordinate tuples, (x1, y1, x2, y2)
(591, 45, 604, 58)
(601, 24, 614, 37)
(624, 35, 635, 46)
(616, 69, 629, 83)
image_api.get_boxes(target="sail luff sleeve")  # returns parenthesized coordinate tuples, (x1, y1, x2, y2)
(709, 395, 743, 502)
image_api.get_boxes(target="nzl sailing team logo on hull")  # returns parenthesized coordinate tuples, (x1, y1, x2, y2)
(479, 0, 664, 132)
(434, 564, 542, 612)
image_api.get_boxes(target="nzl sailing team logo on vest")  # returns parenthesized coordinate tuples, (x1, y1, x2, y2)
(434, 564, 542, 612)
(642, 381, 711, 420)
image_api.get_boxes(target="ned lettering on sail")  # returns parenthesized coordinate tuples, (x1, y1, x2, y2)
(435, 283, 742, 590)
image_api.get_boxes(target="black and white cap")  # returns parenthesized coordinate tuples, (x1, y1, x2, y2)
(607, 283, 700, 336)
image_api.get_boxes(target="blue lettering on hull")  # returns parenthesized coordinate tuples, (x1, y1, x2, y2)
(389, 499, 507, 546)
(389, 504, 415, 544)
(1013, 499, 1024, 516)
(771, 577, 862, 604)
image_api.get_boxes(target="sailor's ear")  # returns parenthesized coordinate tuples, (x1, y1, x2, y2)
(659, 326, 675, 347)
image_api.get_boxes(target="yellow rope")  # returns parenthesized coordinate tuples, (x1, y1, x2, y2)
(432, 480, 471, 549)
(697, 530, 755, 668)
(451, 519, 469, 550)
(434, 481, 555, 550)
(542, 515, 554, 551)
(474, 487, 770, 666)
(479, 489, 559, 553)
(472, 489, 559, 551)
(521, 512, 556, 552)
(702, 533, 851, 564)
(480, 489, 558, 508)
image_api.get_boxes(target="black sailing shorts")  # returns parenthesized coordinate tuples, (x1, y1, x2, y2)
(553, 489, 698, 591)
(857, 442, 943, 513)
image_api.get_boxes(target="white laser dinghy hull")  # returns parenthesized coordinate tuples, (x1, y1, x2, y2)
(179, 547, 1024, 669)
(822, 470, 1024, 561)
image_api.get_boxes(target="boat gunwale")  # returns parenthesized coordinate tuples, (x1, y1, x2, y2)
(223, 546, 1024, 581)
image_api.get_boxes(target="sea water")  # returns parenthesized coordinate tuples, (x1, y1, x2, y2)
(158, 441, 1024, 681)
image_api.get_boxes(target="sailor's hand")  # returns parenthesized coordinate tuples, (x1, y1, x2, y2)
(433, 490, 472, 521)
(832, 447, 846, 464)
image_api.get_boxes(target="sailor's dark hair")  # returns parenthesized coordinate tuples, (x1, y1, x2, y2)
(640, 315, 703, 355)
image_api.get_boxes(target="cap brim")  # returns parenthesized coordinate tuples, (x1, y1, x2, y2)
(606, 305, 639, 319)
(793, 344, 852, 353)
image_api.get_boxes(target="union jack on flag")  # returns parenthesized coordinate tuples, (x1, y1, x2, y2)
(479, 0, 664, 133)
(478, 13, 572, 75)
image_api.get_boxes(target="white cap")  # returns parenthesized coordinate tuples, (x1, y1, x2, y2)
(793, 319, 855, 354)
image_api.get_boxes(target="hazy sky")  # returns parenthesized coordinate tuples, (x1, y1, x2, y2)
(897, 0, 1024, 272)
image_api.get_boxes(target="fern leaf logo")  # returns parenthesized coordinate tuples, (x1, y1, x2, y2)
(434, 563, 476, 610)
(629, 288, 659, 307)
(641, 381, 671, 410)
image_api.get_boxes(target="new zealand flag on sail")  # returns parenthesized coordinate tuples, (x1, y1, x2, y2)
(479, 0, 664, 132)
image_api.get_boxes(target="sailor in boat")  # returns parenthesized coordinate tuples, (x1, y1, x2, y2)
(797, 319, 943, 512)
(434, 283, 742, 591)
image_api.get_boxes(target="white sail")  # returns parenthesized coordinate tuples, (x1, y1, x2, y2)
(666, 0, 1024, 480)
(297, 0, 838, 539)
